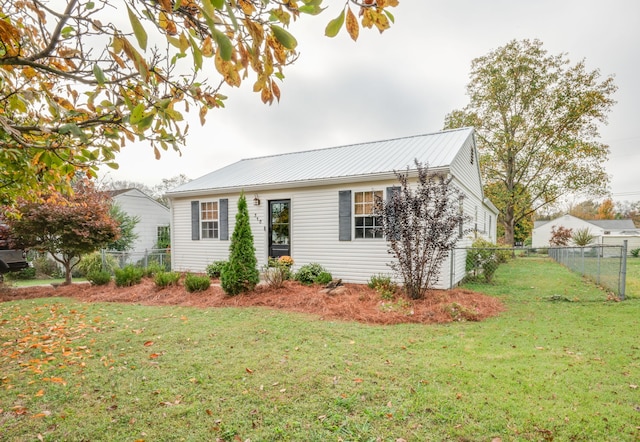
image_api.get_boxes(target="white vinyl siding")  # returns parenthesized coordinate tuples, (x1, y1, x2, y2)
(112, 189, 170, 252)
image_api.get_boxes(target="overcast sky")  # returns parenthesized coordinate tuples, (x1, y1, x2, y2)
(99, 0, 640, 203)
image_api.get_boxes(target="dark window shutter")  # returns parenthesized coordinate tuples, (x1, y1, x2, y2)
(386, 186, 401, 240)
(338, 190, 352, 241)
(191, 201, 200, 240)
(219, 199, 229, 241)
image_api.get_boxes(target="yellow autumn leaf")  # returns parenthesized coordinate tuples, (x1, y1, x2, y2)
(346, 7, 359, 42)
(202, 36, 213, 57)
(159, 11, 177, 36)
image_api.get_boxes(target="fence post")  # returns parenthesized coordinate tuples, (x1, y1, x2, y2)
(620, 240, 627, 301)
(596, 246, 601, 284)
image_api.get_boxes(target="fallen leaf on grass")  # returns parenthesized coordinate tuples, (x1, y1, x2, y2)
(245, 367, 253, 374)
(149, 353, 161, 359)
(143, 341, 154, 347)
(630, 384, 638, 389)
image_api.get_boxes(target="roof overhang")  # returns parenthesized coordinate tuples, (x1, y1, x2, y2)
(165, 166, 450, 200)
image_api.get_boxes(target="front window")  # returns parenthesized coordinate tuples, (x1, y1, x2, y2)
(201, 201, 219, 239)
(354, 190, 383, 239)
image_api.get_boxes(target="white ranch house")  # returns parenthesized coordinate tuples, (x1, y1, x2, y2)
(109, 188, 171, 253)
(532, 214, 640, 251)
(165, 127, 498, 289)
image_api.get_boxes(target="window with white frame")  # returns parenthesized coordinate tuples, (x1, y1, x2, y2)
(354, 190, 383, 239)
(201, 201, 219, 239)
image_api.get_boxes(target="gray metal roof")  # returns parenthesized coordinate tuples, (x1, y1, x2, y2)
(534, 217, 636, 230)
(589, 219, 636, 230)
(167, 127, 474, 196)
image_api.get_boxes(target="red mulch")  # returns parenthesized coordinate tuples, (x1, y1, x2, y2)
(0, 279, 504, 325)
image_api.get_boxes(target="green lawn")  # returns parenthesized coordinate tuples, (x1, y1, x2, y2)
(625, 258, 640, 298)
(5, 278, 87, 288)
(1, 257, 639, 441)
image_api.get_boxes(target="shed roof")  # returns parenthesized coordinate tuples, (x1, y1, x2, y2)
(167, 127, 475, 196)
(534, 217, 636, 230)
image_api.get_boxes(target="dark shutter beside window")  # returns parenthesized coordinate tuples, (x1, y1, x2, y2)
(219, 199, 229, 241)
(338, 190, 352, 241)
(386, 186, 401, 240)
(191, 201, 200, 240)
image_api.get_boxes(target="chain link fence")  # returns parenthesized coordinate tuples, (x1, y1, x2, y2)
(548, 243, 628, 299)
(453, 243, 628, 300)
(102, 248, 171, 271)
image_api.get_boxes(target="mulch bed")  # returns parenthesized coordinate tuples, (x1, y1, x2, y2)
(0, 279, 504, 325)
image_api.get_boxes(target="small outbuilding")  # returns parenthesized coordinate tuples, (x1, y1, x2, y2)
(165, 127, 498, 288)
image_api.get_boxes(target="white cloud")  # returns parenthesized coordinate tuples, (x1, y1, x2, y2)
(100, 0, 640, 200)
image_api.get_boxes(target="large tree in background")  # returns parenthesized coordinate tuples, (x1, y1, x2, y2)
(0, 0, 399, 205)
(444, 39, 617, 245)
(7, 180, 120, 284)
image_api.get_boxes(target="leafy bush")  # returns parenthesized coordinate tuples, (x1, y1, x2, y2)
(368, 274, 397, 300)
(184, 273, 211, 293)
(76, 251, 118, 276)
(6, 266, 36, 280)
(142, 262, 165, 278)
(206, 261, 228, 279)
(32, 255, 63, 278)
(154, 271, 181, 288)
(465, 239, 504, 283)
(87, 270, 111, 286)
(631, 248, 640, 258)
(262, 258, 292, 289)
(114, 265, 144, 287)
(314, 271, 333, 285)
(295, 263, 327, 285)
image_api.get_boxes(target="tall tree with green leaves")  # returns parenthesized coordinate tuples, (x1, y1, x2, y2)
(220, 192, 259, 295)
(107, 203, 139, 251)
(0, 0, 399, 205)
(445, 39, 617, 245)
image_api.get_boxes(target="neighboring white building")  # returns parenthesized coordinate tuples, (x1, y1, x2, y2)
(165, 127, 498, 289)
(109, 189, 171, 252)
(532, 214, 640, 250)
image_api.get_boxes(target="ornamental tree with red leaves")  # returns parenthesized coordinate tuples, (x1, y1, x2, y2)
(374, 161, 471, 299)
(549, 225, 573, 247)
(8, 180, 120, 285)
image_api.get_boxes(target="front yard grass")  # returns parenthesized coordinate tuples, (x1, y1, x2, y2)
(1, 257, 639, 441)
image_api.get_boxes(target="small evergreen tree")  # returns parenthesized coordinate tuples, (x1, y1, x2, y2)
(374, 160, 470, 299)
(220, 192, 260, 295)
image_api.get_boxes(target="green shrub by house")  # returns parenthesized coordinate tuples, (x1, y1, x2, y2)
(184, 273, 211, 293)
(206, 260, 228, 278)
(220, 193, 260, 295)
(114, 265, 144, 287)
(154, 271, 181, 288)
(295, 263, 328, 285)
(87, 270, 111, 286)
